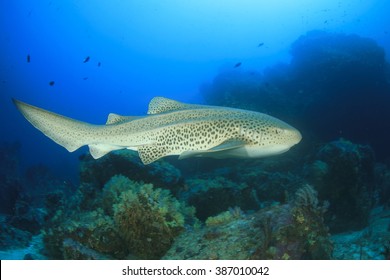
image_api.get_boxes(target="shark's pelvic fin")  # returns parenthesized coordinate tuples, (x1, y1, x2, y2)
(88, 144, 123, 159)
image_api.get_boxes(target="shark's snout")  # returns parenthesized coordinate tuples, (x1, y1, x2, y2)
(292, 129, 302, 145)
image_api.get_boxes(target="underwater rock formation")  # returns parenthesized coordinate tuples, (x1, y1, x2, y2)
(8, 200, 45, 234)
(201, 70, 264, 112)
(304, 139, 376, 232)
(290, 31, 390, 157)
(0, 142, 22, 215)
(374, 163, 390, 207)
(291, 30, 386, 83)
(0, 142, 48, 252)
(0, 217, 32, 251)
(79, 150, 183, 194)
(201, 30, 390, 159)
(332, 206, 390, 259)
(174, 150, 304, 221)
(182, 177, 257, 221)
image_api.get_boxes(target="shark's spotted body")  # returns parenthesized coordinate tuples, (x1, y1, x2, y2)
(13, 97, 302, 164)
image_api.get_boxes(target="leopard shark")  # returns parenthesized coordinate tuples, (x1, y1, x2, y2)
(13, 97, 302, 164)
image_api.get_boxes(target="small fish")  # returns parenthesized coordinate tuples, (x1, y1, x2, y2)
(49, 81, 55, 86)
(97, 62, 101, 67)
(83, 77, 88, 80)
(234, 62, 242, 68)
(83, 56, 90, 63)
(257, 43, 264, 47)
(324, 20, 328, 24)
(27, 54, 30, 63)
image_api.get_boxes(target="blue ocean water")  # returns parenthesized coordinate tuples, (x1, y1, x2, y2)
(0, 0, 388, 180)
(0, 0, 390, 260)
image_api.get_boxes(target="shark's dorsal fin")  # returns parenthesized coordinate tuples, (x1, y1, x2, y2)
(106, 113, 140, 125)
(147, 97, 202, 114)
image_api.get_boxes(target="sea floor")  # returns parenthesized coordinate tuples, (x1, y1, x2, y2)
(0, 234, 46, 260)
(331, 206, 390, 260)
(1, 207, 388, 260)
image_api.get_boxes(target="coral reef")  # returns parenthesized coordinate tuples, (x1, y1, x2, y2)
(43, 209, 125, 259)
(164, 185, 332, 259)
(42, 174, 197, 259)
(164, 214, 261, 260)
(38, 137, 389, 260)
(110, 175, 195, 259)
(2, 136, 388, 259)
(252, 185, 332, 260)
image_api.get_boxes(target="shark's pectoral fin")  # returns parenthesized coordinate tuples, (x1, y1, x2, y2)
(179, 139, 247, 160)
(88, 144, 123, 159)
(137, 144, 168, 165)
(209, 139, 247, 151)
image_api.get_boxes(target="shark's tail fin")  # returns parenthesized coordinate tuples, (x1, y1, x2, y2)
(13, 99, 93, 152)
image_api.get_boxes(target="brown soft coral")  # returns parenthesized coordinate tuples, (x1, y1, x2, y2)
(110, 175, 196, 259)
(257, 185, 333, 259)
